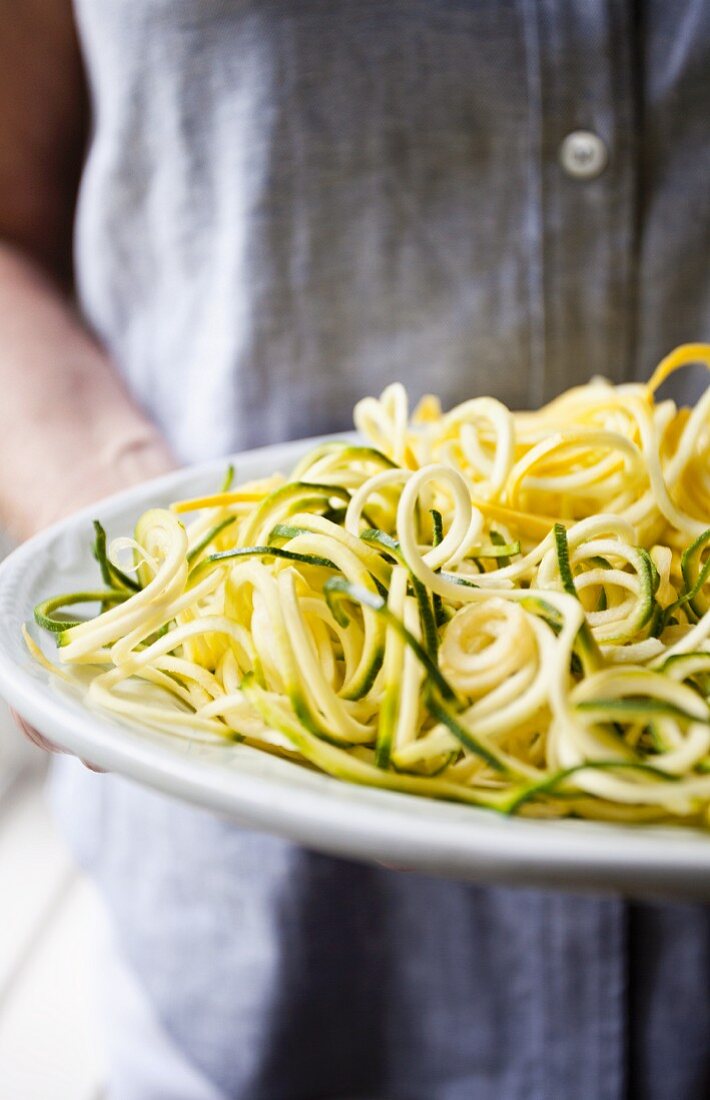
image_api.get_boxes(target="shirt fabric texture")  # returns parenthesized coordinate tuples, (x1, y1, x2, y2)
(56, 2, 710, 1097)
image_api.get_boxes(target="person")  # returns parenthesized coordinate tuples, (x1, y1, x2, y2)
(2, 3, 709, 1098)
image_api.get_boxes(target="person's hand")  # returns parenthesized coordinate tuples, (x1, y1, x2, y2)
(13, 708, 63, 754)
(12, 434, 176, 764)
(11, 708, 105, 771)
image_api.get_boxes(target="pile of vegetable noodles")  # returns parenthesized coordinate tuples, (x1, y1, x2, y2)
(30, 344, 710, 824)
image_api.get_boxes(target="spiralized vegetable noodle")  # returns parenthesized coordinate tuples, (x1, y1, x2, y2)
(30, 344, 710, 824)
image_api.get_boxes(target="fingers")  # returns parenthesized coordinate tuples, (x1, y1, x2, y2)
(10, 709, 105, 771)
(376, 860, 414, 873)
(80, 759, 106, 773)
(11, 709, 65, 753)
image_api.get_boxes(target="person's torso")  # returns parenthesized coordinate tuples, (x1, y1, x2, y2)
(73, 0, 710, 464)
(62, 5, 710, 1098)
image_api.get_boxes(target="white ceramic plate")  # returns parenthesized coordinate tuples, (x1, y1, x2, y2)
(1, 437, 709, 900)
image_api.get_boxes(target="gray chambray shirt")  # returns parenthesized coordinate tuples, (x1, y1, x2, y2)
(55, 2, 710, 1097)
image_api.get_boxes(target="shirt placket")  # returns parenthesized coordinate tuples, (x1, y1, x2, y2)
(521, 0, 640, 407)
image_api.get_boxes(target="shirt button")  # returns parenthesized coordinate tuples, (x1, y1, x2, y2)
(559, 130, 608, 180)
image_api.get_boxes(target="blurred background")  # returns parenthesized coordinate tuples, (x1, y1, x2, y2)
(0, 542, 104, 1099)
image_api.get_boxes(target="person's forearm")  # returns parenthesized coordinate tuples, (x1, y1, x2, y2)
(0, 243, 175, 540)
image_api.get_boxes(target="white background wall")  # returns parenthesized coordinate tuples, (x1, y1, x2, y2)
(0, 528, 105, 1098)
